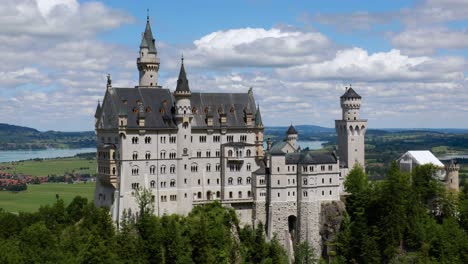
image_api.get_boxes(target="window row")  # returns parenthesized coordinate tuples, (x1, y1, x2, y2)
(149, 179, 177, 188)
(227, 177, 252, 185)
(131, 165, 176, 175)
(303, 177, 333, 185)
(227, 149, 252, 158)
(131, 136, 176, 144)
(301, 164, 334, 172)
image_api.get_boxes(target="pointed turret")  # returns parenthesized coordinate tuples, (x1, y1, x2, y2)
(140, 15, 157, 54)
(286, 124, 298, 135)
(137, 13, 160, 87)
(94, 100, 101, 118)
(175, 56, 190, 94)
(255, 105, 263, 127)
(286, 124, 298, 148)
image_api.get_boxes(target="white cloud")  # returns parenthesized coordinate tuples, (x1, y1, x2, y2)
(276, 48, 465, 82)
(183, 27, 335, 68)
(0, 0, 132, 38)
(391, 27, 468, 55)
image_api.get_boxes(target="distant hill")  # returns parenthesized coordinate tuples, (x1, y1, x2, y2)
(0, 123, 95, 150)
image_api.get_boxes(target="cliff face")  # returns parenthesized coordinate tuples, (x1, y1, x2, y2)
(320, 201, 346, 258)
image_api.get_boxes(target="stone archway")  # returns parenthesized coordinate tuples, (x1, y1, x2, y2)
(288, 215, 297, 240)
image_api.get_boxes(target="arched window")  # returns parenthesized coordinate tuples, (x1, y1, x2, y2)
(228, 150, 233, 157)
(206, 163, 211, 172)
(150, 165, 156, 175)
(228, 177, 233, 185)
(216, 191, 221, 198)
(303, 178, 307, 185)
(247, 191, 251, 197)
(191, 163, 198, 172)
(112, 167, 116, 175)
(246, 149, 251, 157)
(197, 192, 202, 199)
(238, 191, 242, 198)
(150, 180, 155, 188)
(145, 151, 151, 160)
(246, 177, 251, 184)
(183, 148, 188, 155)
(160, 150, 166, 159)
(160, 165, 166, 174)
(132, 152, 138, 160)
(170, 165, 176, 174)
(170, 179, 176, 187)
(131, 166, 139, 176)
(237, 177, 242, 185)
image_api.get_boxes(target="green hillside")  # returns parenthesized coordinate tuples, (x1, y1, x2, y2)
(0, 123, 95, 150)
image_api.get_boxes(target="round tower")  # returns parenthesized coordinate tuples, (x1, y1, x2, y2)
(340, 87, 362, 121)
(137, 15, 160, 87)
(445, 160, 460, 191)
(335, 86, 367, 170)
(286, 124, 298, 148)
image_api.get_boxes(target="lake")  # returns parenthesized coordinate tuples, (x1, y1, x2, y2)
(0, 148, 96, 163)
(263, 140, 327, 150)
(298, 141, 327, 150)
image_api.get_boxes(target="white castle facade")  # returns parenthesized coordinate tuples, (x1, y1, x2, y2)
(94, 17, 367, 253)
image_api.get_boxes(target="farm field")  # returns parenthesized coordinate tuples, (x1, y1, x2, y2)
(0, 182, 95, 213)
(0, 156, 96, 177)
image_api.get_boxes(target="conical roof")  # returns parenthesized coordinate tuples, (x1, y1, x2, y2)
(94, 100, 101, 118)
(255, 105, 263, 127)
(287, 124, 298, 135)
(340, 87, 361, 99)
(140, 16, 157, 54)
(175, 59, 190, 93)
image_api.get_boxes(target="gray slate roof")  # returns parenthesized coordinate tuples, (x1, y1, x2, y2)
(255, 106, 263, 127)
(285, 151, 337, 165)
(190, 92, 257, 128)
(286, 124, 298, 135)
(340, 88, 361, 99)
(140, 18, 157, 54)
(175, 62, 190, 92)
(100, 88, 259, 130)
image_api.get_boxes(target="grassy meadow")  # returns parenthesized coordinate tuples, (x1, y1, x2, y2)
(0, 182, 95, 213)
(0, 157, 96, 177)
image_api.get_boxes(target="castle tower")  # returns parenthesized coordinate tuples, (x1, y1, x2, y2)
(445, 160, 460, 191)
(335, 87, 367, 169)
(286, 124, 298, 149)
(174, 57, 193, 214)
(136, 15, 160, 87)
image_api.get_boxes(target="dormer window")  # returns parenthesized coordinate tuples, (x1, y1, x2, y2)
(146, 106, 152, 113)
(159, 108, 165, 114)
(192, 107, 197, 114)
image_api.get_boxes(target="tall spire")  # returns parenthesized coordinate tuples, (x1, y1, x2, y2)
(140, 11, 156, 54)
(255, 104, 263, 127)
(175, 56, 190, 93)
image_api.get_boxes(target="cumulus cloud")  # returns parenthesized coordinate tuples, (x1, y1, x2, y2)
(276, 48, 465, 82)
(391, 27, 468, 55)
(182, 27, 336, 68)
(0, 0, 132, 38)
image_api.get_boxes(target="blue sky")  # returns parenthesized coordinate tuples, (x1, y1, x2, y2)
(0, 0, 467, 131)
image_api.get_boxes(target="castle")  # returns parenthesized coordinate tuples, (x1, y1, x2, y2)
(94, 17, 367, 253)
